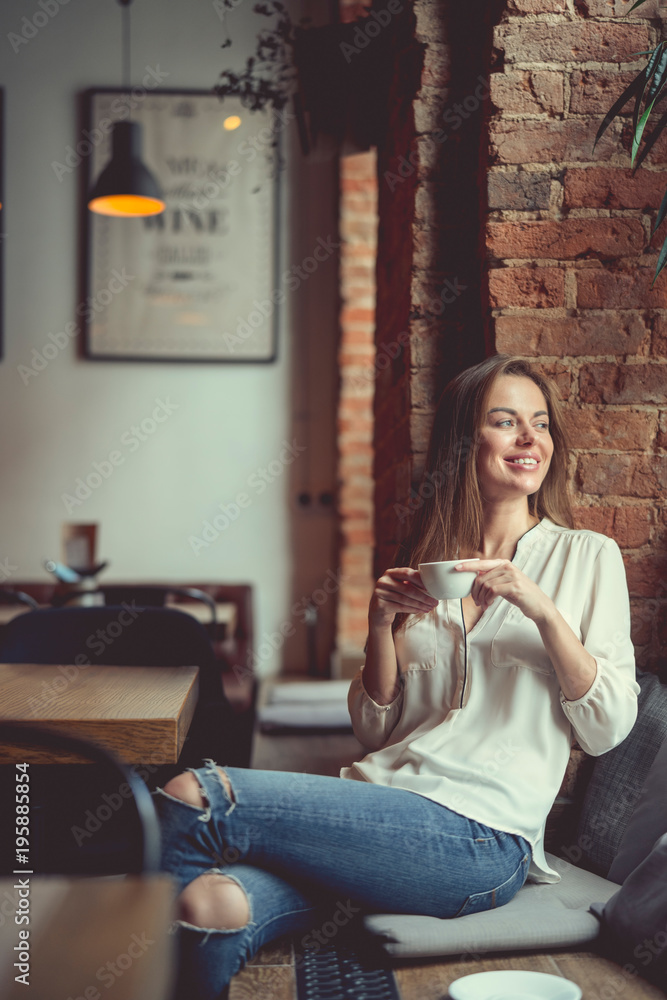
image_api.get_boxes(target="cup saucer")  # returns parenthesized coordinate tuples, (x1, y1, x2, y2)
(448, 969, 582, 1000)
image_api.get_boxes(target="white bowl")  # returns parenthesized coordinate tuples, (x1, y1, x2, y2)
(418, 559, 479, 600)
(448, 969, 582, 1000)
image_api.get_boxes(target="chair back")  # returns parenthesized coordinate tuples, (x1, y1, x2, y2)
(0, 604, 218, 683)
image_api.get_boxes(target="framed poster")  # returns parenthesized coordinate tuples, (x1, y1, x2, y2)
(0, 88, 4, 361)
(83, 89, 280, 362)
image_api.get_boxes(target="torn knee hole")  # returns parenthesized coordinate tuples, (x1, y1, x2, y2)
(216, 767, 234, 801)
(163, 771, 207, 809)
(178, 874, 249, 931)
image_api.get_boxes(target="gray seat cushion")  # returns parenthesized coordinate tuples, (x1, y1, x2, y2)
(574, 671, 667, 878)
(362, 853, 618, 958)
(608, 734, 667, 884)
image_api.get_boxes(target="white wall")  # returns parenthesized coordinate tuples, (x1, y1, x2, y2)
(0, 0, 329, 676)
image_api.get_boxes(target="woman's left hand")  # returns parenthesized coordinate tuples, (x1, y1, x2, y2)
(455, 559, 553, 624)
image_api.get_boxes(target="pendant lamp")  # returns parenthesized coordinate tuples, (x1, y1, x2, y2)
(88, 0, 164, 217)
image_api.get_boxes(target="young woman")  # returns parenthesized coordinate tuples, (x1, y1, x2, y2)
(155, 354, 639, 999)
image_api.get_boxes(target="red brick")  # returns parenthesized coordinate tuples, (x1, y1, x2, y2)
(575, 453, 667, 497)
(573, 0, 615, 15)
(487, 170, 552, 210)
(421, 42, 451, 89)
(651, 315, 667, 357)
(490, 71, 564, 115)
(488, 218, 645, 261)
(658, 410, 667, 448)
(611, 0, 660, 15)
(577, 268, 667, 309)
(624, 553, 667, 598)
(495, 313, 648, 356)
(533, 361, 572, 399)
(341, 152, 377, 178)
(564, 168, 667, 211)
(494, 23, 649, 65)
(562, 407, 656, 451)
(505, 0, 568, 11)
(341, 307, 375, 325)
(569, 70, 646, 116)
(580, 362, 667, 404)
(489, 267, 565, 308)
(490, 119, 621, 165)
(572, 504, 652, 547)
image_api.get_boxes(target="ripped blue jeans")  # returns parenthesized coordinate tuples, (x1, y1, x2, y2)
(153, 761, 531, 999)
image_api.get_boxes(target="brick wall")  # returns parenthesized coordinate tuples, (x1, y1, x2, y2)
(374, 0, 496, 574)
(489, 0, 667, 670)
(336, 151, 378, 654)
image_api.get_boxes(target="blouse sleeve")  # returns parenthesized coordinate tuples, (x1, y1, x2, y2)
(560, 536, 639, 756)
(347, 667, 404, 751)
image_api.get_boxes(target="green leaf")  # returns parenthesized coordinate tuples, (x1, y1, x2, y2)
(647, 47, 667, 102)
(633, 104, 667, 171)
(627, 0, 653, 12)
(633, 43, 664, 137)
(594, 72, 645, 148)
(652, 231, 667, 285)
(653, 186, 667, 235)
(632, 98, 658, 164)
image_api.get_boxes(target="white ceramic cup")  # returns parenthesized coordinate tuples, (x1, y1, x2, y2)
(418, 559, 480, 600)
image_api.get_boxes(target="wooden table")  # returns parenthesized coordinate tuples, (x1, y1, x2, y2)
(0, 663, 199, 764)
(0, 875, 175, 1000)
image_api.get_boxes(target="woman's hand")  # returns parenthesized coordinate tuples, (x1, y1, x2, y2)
(369, 567, 439, 627)
(455, 559, 553, 624)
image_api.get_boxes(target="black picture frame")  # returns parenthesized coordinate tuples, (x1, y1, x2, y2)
(82, 89, 281, 363)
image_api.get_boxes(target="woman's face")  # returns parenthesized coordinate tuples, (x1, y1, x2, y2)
(475, 375, 554, 502)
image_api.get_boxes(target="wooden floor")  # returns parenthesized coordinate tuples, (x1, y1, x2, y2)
(229, 933, 666, 1000)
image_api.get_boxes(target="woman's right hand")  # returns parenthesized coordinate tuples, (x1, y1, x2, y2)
(369, 567, 440, 627)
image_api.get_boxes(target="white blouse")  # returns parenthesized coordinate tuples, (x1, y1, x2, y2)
(340, 518, 640, 882)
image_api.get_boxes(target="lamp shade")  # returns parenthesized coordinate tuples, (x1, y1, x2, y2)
(88, 120, 165, 217)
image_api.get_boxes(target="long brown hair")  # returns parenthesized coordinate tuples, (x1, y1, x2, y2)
(392, 354, 573, 633)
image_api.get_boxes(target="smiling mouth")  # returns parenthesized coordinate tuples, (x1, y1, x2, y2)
(504, 458, 539, 467)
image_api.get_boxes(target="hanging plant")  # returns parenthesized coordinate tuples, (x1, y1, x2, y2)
(214, 0, 398, 155)
(214, 0, 300, 115)
(595, 0, 667, 282)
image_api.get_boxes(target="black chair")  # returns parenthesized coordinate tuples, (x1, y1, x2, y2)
(51, 585, 217, 634)
(0, 606, 246, 770)
(0, 723, 160, 876)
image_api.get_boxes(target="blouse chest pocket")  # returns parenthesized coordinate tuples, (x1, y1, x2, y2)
(394, 612, 437, 673)
(490, 605, 554, 675)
